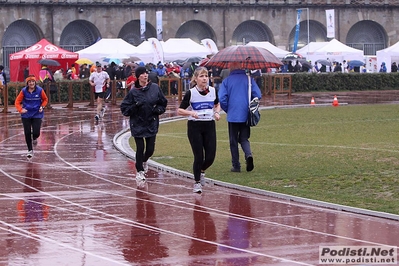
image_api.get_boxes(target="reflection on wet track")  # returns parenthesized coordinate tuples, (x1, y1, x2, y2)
(1, 94, 398, 265)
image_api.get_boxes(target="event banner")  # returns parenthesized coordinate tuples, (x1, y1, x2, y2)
(201, 38, 219, 55)
(156, 11, 163, 41)
(326, 9, 335, 38)
(148, 37, 164, 64)
(140, 11, 146, 41)
(293, 9, 302, 52)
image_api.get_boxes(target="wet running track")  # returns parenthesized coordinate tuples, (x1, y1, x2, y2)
(0, 92, 398, 266)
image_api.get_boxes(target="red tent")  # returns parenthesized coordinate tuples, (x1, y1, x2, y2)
(9, 38, 79, 82)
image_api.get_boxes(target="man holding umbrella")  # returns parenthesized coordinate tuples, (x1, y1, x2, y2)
(218, 62, 261, 173)
(207, 45, 281, 173)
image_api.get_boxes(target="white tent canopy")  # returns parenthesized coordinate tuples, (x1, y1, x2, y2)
(376, 41, 399, 72)
(246, 41, 290, 59)
(296, 42, 329, 58)
(136, 40, 165, 64)
(78, 38, 214, 65)
(77, 38, 151, 64)
(134, 38, 211, 64)
(162, 38, 210, 61)
(306, 39, 364, 64)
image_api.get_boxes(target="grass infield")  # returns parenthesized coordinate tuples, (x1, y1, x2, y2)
(133, 104, 399, 215)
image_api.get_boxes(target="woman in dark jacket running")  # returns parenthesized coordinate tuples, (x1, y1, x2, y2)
(120, 67, 168, 182)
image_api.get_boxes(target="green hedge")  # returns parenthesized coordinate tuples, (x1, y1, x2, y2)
(4, 80, 91, 105)
(4, 74, 399, 106)
(291, 72, 399, 92)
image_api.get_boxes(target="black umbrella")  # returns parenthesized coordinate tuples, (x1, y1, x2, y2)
(283, 52, 303, 60)
(38, 59, 60, 66)
(315, 59, 332, 66)
(182, 62, 192, 69)
(299, 60, 312, 69)
(174, 59, 186, 66)
(183, 56, 203, 63)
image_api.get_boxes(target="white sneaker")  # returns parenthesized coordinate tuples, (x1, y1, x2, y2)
(100, 107, 106, 118)
(136, 179, 147, 189)
(193, 182, 202, 193)
(27, 150, 33, 158)
(143, 162, 148, 173)
(200, 172, 205, 186)
(136, 171, 146, 181)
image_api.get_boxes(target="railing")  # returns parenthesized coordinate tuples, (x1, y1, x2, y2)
(0, 0, 398, 6)
(0, 81, 91, 113)
(0, 78, 191, 113)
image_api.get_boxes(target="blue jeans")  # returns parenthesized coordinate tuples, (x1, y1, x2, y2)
(228, 122, 252, 169)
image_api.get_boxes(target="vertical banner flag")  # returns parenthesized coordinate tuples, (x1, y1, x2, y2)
(201, 38, 219, 55)
(156, 11, 163, 41)
(326, 9, 335, 38)
(148, 37, 164, 64)
(140, 11, 146, 41)
(293, 9, 302, 52)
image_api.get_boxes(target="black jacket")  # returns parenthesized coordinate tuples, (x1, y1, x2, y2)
(120, 82, 168, 138)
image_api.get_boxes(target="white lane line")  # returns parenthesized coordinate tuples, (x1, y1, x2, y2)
(51, 129, 398, 247)
(1, 115, 393, 264)
(0, 170, 312, 265)
(4, 168, 394, 249)
(0, 223, 130, 266)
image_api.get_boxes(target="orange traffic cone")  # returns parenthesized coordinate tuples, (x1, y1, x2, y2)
(310, 97, 315, 105)
(332, 95, 339, 106)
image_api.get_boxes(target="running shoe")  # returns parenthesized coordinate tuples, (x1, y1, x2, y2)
(27, 150, 33, 158)
(193, 182, 202, 193)
(246, 156, 254, 172)
(143, 162, 149, 173)
(136, 171, 146, 181)
(200, 172, 206, 186)
(95, 114, 99, 122)
(100, 107, 105, 118)
(32, 139, 38, 146)
(136, 179, 147, 189)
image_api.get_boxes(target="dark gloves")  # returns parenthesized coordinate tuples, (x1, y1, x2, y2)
(152, 105, 166, 115)
(120, 105, 133, 116)
(120, 100, 141, 117)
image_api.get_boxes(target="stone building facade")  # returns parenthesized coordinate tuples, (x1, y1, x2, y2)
(1, 0, 399, 66)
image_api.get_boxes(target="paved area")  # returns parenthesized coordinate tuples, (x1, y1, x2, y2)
(0, 92, 398, 266)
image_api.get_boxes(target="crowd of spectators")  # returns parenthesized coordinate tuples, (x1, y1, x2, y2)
(279, 59, 373, 73)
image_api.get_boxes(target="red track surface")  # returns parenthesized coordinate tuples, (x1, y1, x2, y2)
(0, 92, 398, 266)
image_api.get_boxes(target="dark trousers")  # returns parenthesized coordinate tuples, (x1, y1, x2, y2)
(187, 120, 217, 182)
(134, 136, 156, 172)
(228, 122, 252, 169)
(21, 118, 42, 151)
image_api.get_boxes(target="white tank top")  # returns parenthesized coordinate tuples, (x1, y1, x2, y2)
(188, 86, 216, 121)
